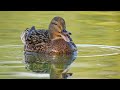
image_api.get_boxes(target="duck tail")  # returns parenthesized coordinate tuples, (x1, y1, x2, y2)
(20, 29, 28, 44)
(20, 26, 36, 44)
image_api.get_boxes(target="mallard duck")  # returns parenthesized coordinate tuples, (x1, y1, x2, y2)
(21, 16, 77, 55)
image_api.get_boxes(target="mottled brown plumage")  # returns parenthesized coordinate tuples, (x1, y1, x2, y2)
(21, 17, 77, 55)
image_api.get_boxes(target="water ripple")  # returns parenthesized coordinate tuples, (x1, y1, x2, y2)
(0, 44, 120, 58)
(76, 44, 120, 57)
(0, 72, 49, 78)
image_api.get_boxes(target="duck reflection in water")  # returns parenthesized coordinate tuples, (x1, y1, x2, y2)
(24, 51, 77, 79)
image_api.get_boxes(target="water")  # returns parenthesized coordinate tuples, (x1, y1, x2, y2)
(24, 51, 77, 79)
(0, 44, 120, 79)
(0, 11, 120, 79)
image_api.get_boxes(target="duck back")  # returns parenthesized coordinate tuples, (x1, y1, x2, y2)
(21, 26, 51, 53)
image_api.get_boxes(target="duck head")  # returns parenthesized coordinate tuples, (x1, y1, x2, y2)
(48, 16, 71, 42)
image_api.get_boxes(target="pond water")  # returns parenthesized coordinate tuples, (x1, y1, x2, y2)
(0, 11, 120, 79)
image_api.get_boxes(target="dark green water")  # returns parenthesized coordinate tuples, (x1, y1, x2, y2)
(0, 11, 120, 79)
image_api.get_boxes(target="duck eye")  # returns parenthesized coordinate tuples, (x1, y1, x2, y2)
(52, 22, 57, 25)
(54, 23, 57, 25)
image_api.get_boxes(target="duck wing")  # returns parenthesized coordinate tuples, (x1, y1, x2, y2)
(21, 26, 50, 52)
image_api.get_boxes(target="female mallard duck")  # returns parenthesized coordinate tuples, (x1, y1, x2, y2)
(21, 16, 77, 55)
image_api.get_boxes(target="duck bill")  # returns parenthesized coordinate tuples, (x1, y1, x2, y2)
(60, 34, 70, 42)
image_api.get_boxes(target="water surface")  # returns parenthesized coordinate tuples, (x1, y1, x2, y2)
(0, 11, 120, 79)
